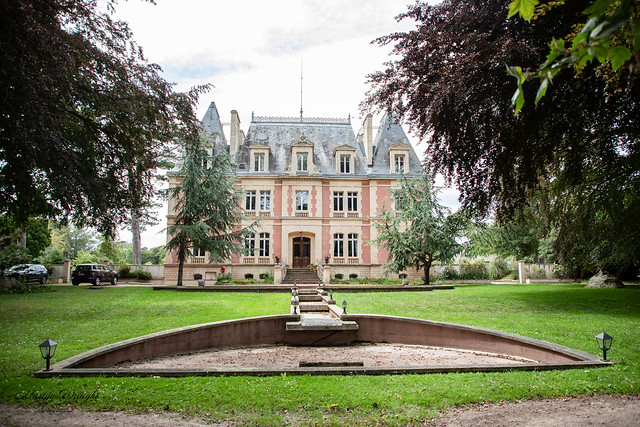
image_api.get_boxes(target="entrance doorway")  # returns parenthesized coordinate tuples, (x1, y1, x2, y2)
(292, 237, 311, 268)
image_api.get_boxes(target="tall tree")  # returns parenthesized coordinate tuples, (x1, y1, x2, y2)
(364, 0, 640, 278)
(371, 174, 464, 284)
(0, 0, 204, 236)
(166, 138, 253, 286)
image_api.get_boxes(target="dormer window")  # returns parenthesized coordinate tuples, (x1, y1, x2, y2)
(296, 153, 308, 172)
(248, 144, 270, 173)
(333, 145, 356, 174)
(389, 143, 410, 174)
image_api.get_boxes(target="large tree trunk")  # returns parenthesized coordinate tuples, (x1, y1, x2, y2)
(131, 209, 142, 265)
(176, 254, 184, 286)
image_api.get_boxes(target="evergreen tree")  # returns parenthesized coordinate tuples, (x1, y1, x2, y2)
(371, 174, 464, 284)
(166, 138, 253, 286)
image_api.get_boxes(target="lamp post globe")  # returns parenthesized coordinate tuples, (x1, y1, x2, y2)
(39, 339, 58, 371)
(595, 332, 613, 361)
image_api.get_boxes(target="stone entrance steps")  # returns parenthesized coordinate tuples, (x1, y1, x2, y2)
(283, 268, 320, 284)
(286, 288, 359, 345)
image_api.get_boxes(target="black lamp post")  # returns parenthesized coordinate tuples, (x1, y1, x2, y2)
(342, 299, 347, 314)
(595, 332, 613, 361)
(39, 339, 58, 371)
(329, 289, 334, 300)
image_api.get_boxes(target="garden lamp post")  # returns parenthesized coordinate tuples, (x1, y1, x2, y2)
(342, 299, 347, 314)
(595, 332, 613, 361)
(39, 339, 58, 371)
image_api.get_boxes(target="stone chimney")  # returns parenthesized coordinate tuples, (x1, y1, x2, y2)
(229, 110, 241, 157)
(363, 114, 374, 166)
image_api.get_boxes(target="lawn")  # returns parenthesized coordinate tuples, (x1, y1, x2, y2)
(0, 283, 638, 425)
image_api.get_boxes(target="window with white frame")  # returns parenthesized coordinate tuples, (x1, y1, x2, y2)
(295, 191, 309, 211)
(340, 154, 351, 174)
(244, 233, 255, 256)
(258, 232, 270, 257)
(333, 233, 344, 257)
(296, 153, 308, 172)
(394, 154, 405, 173)
(333, 191, 344, 212)
(259, 190, 271, 211)
(192, 246, 206, 257)
(254, 153, 265, 172)
(347, 192, 358, 212)
(245, 190, 256, 211)
(347, 233, 358, 258)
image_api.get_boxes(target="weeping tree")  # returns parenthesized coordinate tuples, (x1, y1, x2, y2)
(166, 137, 254, 286)
(371, 174, 465, 284)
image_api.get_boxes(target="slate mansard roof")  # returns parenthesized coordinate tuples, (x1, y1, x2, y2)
(200, 101, 423, 177)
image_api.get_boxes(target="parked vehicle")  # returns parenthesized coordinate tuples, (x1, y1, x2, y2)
(4, 264, 49, 284)
(71, 264, 118, 286)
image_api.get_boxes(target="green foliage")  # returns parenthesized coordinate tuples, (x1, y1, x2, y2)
(35, 245, 65, 265)
(117, 264, 132, 279)
(131, 269, 152, 281)
(441, 265, 458, 280)
(259, 272, 274, 283)
(508, 0, 639, 113)
(459, 258, 488, 276)
(216, 272, 231, 283)
(25, 218, 50, 259)
(371, 174, 466, 284)
(0, 276, 49, 294)
(490, 258, 512, 280)
(166, 138, 254, 286)
(73, 251, 102, 266)
(0, 244, 30, 268)
(141, 246, 165, 265)
(334, 273, 344, 280)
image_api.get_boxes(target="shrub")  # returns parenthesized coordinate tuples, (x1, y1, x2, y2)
(132, 269, 152, 281)
(217, 272, 231, 283)
(528, 265, 547, 280)
(118, 264, 132, 279)
(441, 265, 458, 280)
(490, 258, 510, 280)
(459, 258, 487, 276)
(259, 272, 274, 283)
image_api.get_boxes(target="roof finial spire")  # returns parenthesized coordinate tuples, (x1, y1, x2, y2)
(300, 60, 304, 121)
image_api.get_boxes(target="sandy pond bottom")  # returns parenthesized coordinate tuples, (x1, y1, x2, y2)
(116, 343, 538, 369)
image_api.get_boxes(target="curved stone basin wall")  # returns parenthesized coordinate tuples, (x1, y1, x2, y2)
(39, 314, 605, 377)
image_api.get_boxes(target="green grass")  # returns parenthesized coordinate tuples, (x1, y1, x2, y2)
(0, 284, 639, 425)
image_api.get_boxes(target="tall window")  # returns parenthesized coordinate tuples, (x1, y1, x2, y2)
(340, 154, 351, 173)
(244, 233, 255, 256)
(295, 191, 309, 211)
(245, 190, 256, 210)
(347, 233, 358, 258)
(259, 232, 270, 257)
(254, 153, 265, 172)
(333, 233, 344, 257)
(333, 191, 344, 212)
(347, 192, 358, 212)
(259, 190, 271, 211)
(394, 154, 405, 173)
(296, 152, 308, 171)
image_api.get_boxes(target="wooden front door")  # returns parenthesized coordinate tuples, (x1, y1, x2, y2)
(292, 237, 311, 268)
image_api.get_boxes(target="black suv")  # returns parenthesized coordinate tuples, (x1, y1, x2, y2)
(4, 264, 48, 284)
(71, 264, 118, 286)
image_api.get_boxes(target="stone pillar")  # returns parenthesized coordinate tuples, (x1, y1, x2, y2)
(64, 259, 72, 283)
(485, 260, 491, 275)
(274, 264, 282, 285)
(323, 265, 331, 284)
(518, 260, 526, 284)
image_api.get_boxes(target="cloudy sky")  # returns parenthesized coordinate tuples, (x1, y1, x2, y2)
(111, 0, 456, 248)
